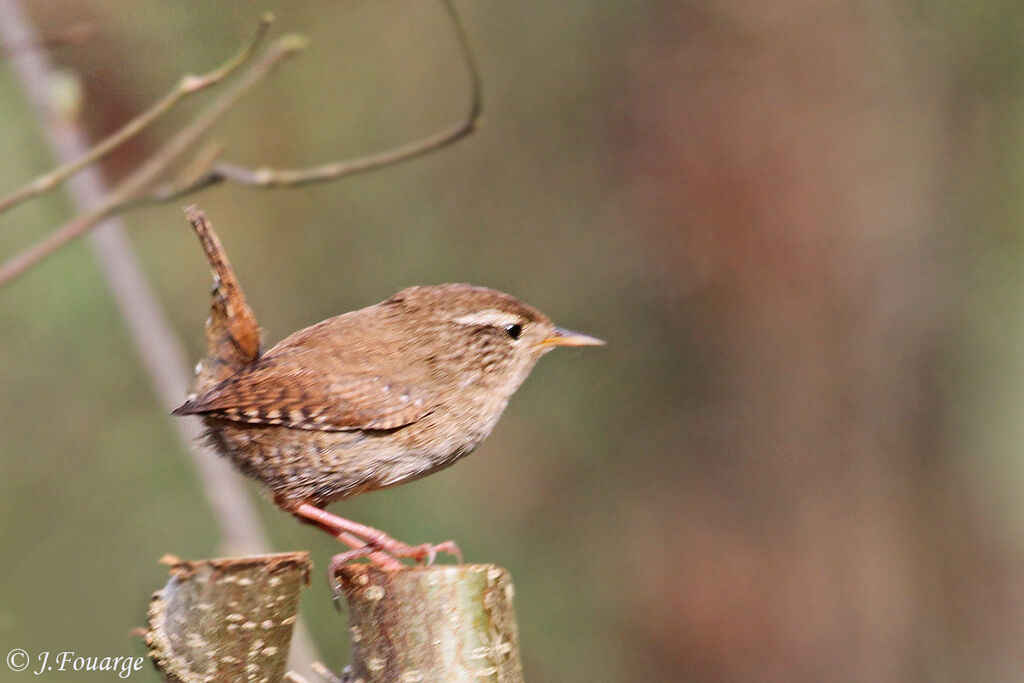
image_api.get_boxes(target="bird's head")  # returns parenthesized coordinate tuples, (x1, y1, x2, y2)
(382, 283, 603, 396)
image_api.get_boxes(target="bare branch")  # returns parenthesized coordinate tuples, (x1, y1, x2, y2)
(0, 14, 273, 216)
(0, 34, 305, 287)
(143, 0, 482, 202)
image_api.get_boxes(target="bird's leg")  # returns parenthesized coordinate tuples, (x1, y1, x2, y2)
(292, 502, 463, 566)
(287, 504, 403, 570)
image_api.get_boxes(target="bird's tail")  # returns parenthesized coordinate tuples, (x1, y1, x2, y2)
(184, 205, 261, 394)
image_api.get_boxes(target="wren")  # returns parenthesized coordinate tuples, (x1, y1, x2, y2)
(174, 207, 602, 568)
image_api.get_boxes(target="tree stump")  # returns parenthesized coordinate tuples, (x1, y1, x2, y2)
(146, 552, 310, 682)
(334, 564, 523, 683)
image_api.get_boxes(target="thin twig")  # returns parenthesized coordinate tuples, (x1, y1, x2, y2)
(0, 14, 273, 216)
(0, 34, 305, 287)
(143, 0, 481, 202)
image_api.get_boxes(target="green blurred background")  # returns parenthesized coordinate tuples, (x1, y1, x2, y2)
(3, 1, 1024, 681)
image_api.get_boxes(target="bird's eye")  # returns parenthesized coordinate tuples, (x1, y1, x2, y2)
(505, 323, 523, 340)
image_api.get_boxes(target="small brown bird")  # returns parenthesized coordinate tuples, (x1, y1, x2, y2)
(174, 207, 602, 568)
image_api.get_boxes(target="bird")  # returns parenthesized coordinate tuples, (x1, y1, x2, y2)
(174, 206, 603, 569)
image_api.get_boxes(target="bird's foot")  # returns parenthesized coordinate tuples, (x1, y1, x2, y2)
(328, 546, 400, 578)
(293, 502, 462, 570)
(332, 531, 404, 571)
(327, 539, 463, 606)
(329, 538, 462, 575)
(366, 538, 463, 565)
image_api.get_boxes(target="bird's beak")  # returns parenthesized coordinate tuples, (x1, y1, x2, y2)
(538, 327, 605, 349)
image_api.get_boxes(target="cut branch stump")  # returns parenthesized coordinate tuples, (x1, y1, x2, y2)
(333, 564, 524, 683)
(146, 552, 311, 682)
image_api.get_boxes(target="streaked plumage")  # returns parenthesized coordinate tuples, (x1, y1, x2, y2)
(175, 207, 601, 567)
(175, 284, 576, 506)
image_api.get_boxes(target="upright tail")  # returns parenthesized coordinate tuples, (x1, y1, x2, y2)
(184, 205, 261, 394)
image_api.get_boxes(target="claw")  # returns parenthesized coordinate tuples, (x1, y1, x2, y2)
(403, 540, 462, 565)
(419, 544, 437, 565)
(432, 540, 463, 564)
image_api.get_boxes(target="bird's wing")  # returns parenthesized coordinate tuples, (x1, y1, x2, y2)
(172, 349, 436, 432)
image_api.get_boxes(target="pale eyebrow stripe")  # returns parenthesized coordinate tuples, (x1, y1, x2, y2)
(453, 309, 522, 327)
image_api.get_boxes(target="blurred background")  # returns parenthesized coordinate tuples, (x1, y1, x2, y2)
(2, 0, 1023, 681)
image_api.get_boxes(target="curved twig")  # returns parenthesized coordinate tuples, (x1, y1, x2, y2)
(142, 0, 481, 202)
(0, 14, 273, 216)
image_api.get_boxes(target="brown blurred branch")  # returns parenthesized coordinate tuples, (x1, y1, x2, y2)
(0, 14, 272, 216)
(0, 21, 95, 54)
(140, 0, 481, 202)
